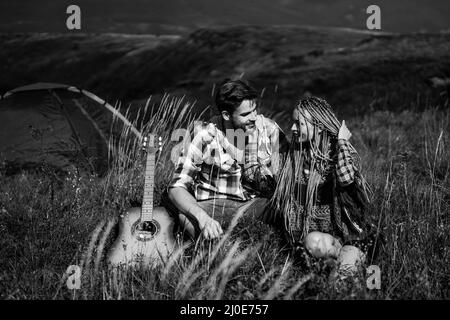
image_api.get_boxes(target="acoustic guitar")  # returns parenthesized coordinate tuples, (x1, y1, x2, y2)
(108, 134, 176, 267)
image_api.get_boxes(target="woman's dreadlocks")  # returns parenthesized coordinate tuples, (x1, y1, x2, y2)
(268, 97, 372, 243)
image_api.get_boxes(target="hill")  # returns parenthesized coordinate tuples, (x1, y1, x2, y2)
(1, 0, 449, 34)
(1, 25, 450, 131)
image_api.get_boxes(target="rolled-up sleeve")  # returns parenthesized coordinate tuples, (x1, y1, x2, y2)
(336, 139, 357, 186)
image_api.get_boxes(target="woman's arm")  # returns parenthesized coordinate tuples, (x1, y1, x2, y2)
(336, 121, 357, 186)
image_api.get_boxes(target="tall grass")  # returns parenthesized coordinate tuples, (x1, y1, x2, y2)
(0, 97, 449, 299)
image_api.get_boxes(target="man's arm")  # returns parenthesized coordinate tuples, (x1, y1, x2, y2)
(168, 128, 223, 239)
(168, 187, 223, 239)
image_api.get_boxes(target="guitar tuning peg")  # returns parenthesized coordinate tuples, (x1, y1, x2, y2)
(158, 136, 162, 141)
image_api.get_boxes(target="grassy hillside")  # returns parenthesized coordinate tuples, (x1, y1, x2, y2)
(0, 26, 449, 299)
(0, 99, 448, 299)
(0, 32, 179, 94)
(1, 26, 449, 131)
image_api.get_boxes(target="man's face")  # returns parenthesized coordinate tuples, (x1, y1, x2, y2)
(228, 99, 258, 133)
(291, 108, 316, 143)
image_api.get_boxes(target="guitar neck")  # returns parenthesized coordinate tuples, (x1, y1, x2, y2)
(141, 151, 155, 222)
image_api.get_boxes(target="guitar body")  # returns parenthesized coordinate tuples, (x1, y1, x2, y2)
(108, 206, 177, 268)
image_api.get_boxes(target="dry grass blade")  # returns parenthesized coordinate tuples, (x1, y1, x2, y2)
(201, 240, 253, 299)
(262, 261, 292, 300)
(94, 217, 117, 275)
(206, 203, 249, 270)
(284, 273, 314, 300)
(161, 242, 190, 282)
(257, 267, 277, 290)
(82, 220, 105, 274)
(176, 270, 204, 299)
(213, 245, 255, 300)
(81, 220, 105, 299)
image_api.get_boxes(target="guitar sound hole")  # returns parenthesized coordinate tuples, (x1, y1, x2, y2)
(132, 220, 160, 241)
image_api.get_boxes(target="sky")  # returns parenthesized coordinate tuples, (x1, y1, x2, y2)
(0, 0, 449, 34)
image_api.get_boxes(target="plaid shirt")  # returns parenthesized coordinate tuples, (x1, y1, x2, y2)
(336, 139, 358, 186)
(169, 114, 284, 201)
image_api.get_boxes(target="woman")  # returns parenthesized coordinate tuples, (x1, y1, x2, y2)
(269, 96, 381, 276)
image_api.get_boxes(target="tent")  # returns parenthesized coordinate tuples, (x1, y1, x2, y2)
(0, 82, 141, 175)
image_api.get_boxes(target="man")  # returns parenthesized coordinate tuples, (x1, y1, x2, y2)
(166, 79, 288, 240)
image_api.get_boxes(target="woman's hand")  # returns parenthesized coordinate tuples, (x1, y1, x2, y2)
(338, 120, 352, 140)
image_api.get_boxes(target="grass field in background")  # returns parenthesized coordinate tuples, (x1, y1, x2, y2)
(0, 97, 448, 300)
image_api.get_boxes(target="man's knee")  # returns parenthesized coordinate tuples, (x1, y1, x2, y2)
(162, 190, 200, 240)
(177, 214, 199, 240)
(304, 231, 340, 258)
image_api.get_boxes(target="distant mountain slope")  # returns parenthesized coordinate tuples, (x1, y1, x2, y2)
(0, 0, 449, 33)
(0, 33, 179, 94)
(1, 26, 449, 124)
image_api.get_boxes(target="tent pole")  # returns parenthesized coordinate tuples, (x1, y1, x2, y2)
(68, 87, 142, 140)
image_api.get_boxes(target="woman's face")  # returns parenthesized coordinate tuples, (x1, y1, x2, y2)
(291, 108, 317, 143)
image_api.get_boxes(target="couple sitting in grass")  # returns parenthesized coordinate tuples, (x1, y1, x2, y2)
(164, 78, 381, 278)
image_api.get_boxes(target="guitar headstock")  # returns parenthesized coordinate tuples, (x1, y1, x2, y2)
(143, 134, 162, 154)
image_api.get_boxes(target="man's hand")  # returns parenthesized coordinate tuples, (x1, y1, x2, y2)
(338, 120, 352, 140)
(168, 187, 223, 240)
(199, 215, 223, 240)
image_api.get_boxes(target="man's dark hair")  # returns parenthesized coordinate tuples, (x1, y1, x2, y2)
(215, 79, 258, 114)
